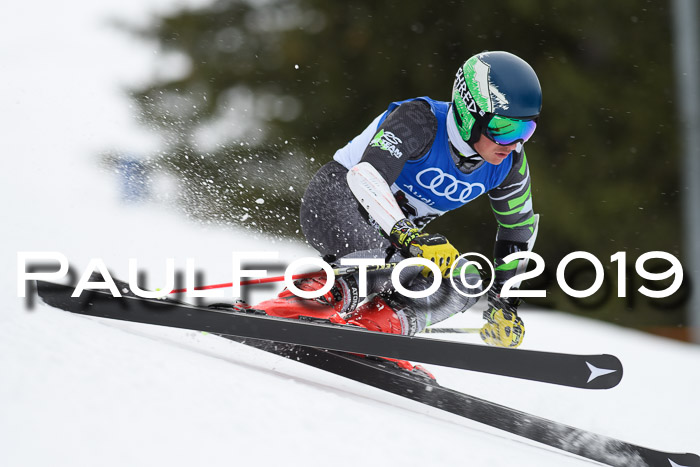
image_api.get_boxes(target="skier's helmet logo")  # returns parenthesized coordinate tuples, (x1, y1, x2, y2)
(451, 51, 542, 146)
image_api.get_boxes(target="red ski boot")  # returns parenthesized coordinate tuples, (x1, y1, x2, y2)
(345, 295, 435, 380)
(253, 275, 358, 324)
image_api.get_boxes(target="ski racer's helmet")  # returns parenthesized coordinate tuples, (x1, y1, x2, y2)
(449, 51, 542, 148)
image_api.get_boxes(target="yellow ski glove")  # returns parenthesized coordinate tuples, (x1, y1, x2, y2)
(389, 219, 459, 278)
(480, 307, 525, 348)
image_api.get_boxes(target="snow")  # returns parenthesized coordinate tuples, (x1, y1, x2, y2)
(2, 1, 700, 466)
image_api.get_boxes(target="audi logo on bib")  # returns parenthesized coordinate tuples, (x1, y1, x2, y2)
(416, 168, 485, 203)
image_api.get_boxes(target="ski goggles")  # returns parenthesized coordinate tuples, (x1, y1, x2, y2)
(483, 115, 537, 146)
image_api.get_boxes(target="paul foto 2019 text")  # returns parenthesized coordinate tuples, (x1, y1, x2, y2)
(17, 250, 683, 301)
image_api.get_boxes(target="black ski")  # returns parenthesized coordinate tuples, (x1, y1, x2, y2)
(222, 336, 699, 467)
(34, 280, 699, 466)
(36, 279, 623, 389)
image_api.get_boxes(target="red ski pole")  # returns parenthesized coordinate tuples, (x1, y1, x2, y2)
(169, 262, 397, 294)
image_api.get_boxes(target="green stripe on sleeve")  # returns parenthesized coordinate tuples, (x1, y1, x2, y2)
(495, 260, 520, 272)
(497, 214, 536, 229)
(507, 185, 531, 210)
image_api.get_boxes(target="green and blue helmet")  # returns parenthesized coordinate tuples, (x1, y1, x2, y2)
(449, 51, 542, 149)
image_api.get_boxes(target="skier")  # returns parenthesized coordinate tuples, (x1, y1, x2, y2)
(256, 51, 541, 368)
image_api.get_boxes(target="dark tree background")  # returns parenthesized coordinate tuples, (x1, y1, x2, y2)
(126, 0, 692, 332)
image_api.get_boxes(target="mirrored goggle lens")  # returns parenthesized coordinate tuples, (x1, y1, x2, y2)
(485, 116, 537, 145)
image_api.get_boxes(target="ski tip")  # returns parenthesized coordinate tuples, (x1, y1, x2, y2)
(667, 453, 700, 467)
(583, 354, 623, 389)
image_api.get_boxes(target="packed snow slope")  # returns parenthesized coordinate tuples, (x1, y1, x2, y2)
(3, 173, 700, 467)
(2, 1, 700, 466)
(2, 203, 700, 467)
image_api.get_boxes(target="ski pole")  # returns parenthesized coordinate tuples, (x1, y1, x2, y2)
(421, 327, 482, 334)
(169, 262, 399, 294)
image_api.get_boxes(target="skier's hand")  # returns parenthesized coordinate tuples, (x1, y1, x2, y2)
(389, 219, 459, 278)
(480, 287, 524, 348)
(480, 307, 525, 348)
